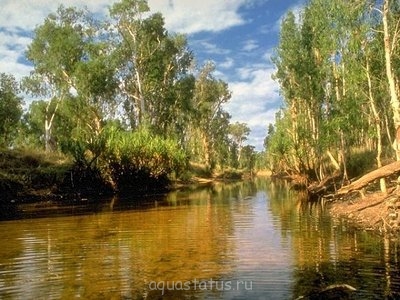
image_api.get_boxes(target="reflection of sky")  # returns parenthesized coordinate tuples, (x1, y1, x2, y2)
(0, 180, 397, 299)
(224, 191, 293, 299)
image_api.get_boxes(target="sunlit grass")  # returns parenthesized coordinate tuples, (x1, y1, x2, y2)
(0, 147, 72, 196)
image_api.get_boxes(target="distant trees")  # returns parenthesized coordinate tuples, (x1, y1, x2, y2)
(229, 122, 250, 166)
(0, 73, 23, 147)
(268, 0, 400, 184)
(190, 62, 232, 170)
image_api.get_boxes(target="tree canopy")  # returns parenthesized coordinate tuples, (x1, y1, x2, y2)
(267, 0, 400, 186)
(1, 0, 256, 192)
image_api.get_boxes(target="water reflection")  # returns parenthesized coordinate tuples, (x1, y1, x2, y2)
(265, 179, 400, 299)
(0, 179, 399, 299)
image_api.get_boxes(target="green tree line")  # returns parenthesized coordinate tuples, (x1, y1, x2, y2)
(0, 0, 256, 192)
(266, 0, 400, 189)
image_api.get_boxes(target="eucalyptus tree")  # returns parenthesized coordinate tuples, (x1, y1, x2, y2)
(0, 73, 23, 147)
(109, 0, 194, 135)
(240, 145, 256, 171)
(228, 122, 250, 164)
(272, 6, 326, 178)
(271, 12, 301, 174)
(264, 110, 293, 173)
(319, 0, 373, 180)
(381, 0, 400, 159)
(191, 62, 232, 170)
(23, 5, 118, 152)
(271, 0, 377, 181)
(23, 6, 85, 151)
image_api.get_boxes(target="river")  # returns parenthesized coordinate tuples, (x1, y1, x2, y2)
(0, 178, 399, 299)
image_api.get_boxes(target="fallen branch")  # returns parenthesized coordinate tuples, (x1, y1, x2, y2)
(337, 161, 400, 196)
(308, 171, 341, 197)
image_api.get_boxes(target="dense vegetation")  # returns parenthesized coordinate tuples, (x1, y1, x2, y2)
(0, 0, 259, 199)
(266, 0, 400, 190)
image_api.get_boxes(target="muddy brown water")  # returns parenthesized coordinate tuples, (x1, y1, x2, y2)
(0, 178, 399, 299)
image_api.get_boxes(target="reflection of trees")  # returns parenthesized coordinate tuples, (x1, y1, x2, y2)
(0, 181, 256, 299)
(3, 179, 400, 299)
(263, 178, 400, 299)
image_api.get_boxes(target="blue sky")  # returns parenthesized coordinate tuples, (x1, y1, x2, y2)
(0, 0, 304, 151)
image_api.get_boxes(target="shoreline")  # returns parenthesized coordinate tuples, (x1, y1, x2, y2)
(0, 174, 249, 220)
(327, 188, 400, 234)
(4, 168, 399, 237)
(270, 171, 400, 236)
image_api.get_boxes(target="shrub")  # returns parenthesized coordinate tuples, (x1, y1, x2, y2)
(103, 127, 187, 191)
(62, 124, 188, 192)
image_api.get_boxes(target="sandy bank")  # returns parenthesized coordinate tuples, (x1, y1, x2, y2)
(328, 188, 400, 235)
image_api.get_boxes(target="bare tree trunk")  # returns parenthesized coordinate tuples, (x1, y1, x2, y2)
(337, 160, 400, 195)
(327, 150, 341, 171)
(333, 58, 349, 184)
(44, 98, 60, 152)
(383, 0, 400, 160)
(366, 58, 387, 193)
(384, 113, 393, 146)
(340, 131, 348, 184)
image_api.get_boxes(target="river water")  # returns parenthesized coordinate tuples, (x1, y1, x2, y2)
(0, 178, 399, 299)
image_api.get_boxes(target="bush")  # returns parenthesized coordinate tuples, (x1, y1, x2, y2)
(104, 126, 187, 191)
(62, 125, 188, 193)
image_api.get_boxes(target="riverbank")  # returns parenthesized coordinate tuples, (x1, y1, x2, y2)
(271, 168, 400, 235)
(0, 148, 250, 207)
(0, 149, 73, 203)
(328, 187, 400, 234)
(320, 162, 400, 235)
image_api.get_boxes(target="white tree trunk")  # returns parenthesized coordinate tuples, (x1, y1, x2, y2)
(383, 0, 400, 160)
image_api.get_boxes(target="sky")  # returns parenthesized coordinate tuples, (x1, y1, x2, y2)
(0, 0, 304, 151)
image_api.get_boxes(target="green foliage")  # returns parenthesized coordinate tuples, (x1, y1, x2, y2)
(110, 0, 194, 135)
(0, 73, 23, 147)
(264, 111, 294, 173)
(189, 62, 233, 170)
(240, 145, 256, 171)
(1, 0, 257, 193)
(267, 0, 399, 182)
(216, 168, 243, 180)
(61, 124, 188, 191)
(104, 126, 188, 183)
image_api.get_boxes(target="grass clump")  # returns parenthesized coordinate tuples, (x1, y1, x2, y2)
(62, 125, 188, 193)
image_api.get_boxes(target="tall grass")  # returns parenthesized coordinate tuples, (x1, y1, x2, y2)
(64, 124, 188, 192)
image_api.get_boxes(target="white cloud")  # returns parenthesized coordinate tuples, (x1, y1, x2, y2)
(242, 39, 259, 52)
(274, 2, 305, 31)
(148, 0, 248, 34)
(0, 0, 111, 80)
(200, 41, 231, 55)
(0, 30, 32, 79)
(219, 57, 235, 69)
(262, 50, 274, 63)
(0, 0, 250, 35)
(0, 0, 109, 31)
(224, 65, 281, 151)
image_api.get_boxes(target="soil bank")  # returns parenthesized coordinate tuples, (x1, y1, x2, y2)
(328, 188, 400, 235)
